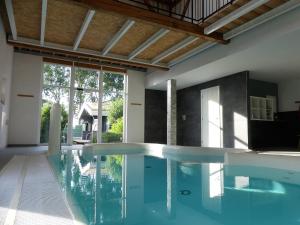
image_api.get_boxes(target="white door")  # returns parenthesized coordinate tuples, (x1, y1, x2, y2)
(201, 86, 224, 214)
(201, 86, 222, 148)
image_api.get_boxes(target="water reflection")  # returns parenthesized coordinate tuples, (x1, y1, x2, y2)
(201, 163, 224, 214)
(49, 151, 300, 225)
(50, 151, 124, 224)
(167, 159, 177, 218)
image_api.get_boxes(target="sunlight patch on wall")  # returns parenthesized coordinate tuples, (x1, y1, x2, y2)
(233, 112, 248, 149)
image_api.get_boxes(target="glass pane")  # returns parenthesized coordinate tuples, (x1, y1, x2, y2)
(73, 91, 98, 117)
(40, 87, 69, 144)
(102, 73, 124, 143)
(75, 68, 99, 90)
(103, 72, 124, 101)
(43, 64, 71, 87)
(102, 98, 124, 144)
(42, 87, 70, 108)
(73, 90, 99, 143)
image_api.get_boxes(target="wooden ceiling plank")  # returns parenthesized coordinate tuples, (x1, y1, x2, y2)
(228, 3, 260, 21)
(204, 0, 270, 34)
(128, 28, 170, 60)
(40, 0, 48, 45)
(67, 0, 227, 44)
(212, 9, 247, 26)
(73, 9, 95, 50)
(4, 0, 17, 40)
(102, 19, 135, 55)
(151, 36, 198, 64)
(253, 5, 271, 14)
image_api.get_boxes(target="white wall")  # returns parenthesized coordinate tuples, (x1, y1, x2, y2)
(125, 70, 145, 143)
(278, 78, 300, 112)
(0, 16, 14, 148)
(8, 53, 43, 145)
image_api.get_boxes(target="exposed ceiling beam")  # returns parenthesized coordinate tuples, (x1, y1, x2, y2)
(40, 0, 48, 45)
(4, 0, 17, 40)
(151, 36, 198, 64)
(7, 36, 169, 71)
(43, 57, 128, 73)
(168, 42, 216, 67)
(73, 9, 95, 50)
(224, 0, 300, 40)
(128, 28, 170, 60)
(68, 0, 227, 44)
(204, 0, 270, 35)
(102, 19, 135, 56)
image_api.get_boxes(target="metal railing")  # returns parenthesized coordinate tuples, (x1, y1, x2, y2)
(118, 0, 235, 24)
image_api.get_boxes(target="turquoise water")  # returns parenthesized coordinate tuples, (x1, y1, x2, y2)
(48, 150, 300, 225)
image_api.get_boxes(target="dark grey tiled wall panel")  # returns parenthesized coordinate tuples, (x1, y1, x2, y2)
(144, 89, 167, 144)
(249, 79, 278, 98)
(177, 71, 249, 147)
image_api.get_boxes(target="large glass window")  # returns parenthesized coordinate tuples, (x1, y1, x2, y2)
(40, 63, 125, 145)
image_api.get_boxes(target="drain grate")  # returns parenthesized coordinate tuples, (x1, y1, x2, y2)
(180, 190, 192, 196)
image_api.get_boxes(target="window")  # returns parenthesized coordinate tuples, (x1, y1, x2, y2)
(40, 63, 125, 145)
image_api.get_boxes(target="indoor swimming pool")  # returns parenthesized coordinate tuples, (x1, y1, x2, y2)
(48, 148, 300, 225)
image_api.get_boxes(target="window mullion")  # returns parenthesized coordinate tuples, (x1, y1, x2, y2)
(67, 65, 76, 145)
(97, 71, 104, 143)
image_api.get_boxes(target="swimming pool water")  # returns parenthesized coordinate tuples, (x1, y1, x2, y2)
(48, 150, 300, 225)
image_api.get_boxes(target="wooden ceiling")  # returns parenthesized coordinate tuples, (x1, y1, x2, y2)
(0, 0, 291, 71)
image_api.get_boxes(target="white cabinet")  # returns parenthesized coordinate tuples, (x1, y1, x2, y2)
(250, 96, 274, 121)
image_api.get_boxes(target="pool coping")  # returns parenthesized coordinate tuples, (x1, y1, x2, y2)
(81, 143, 300, 171)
